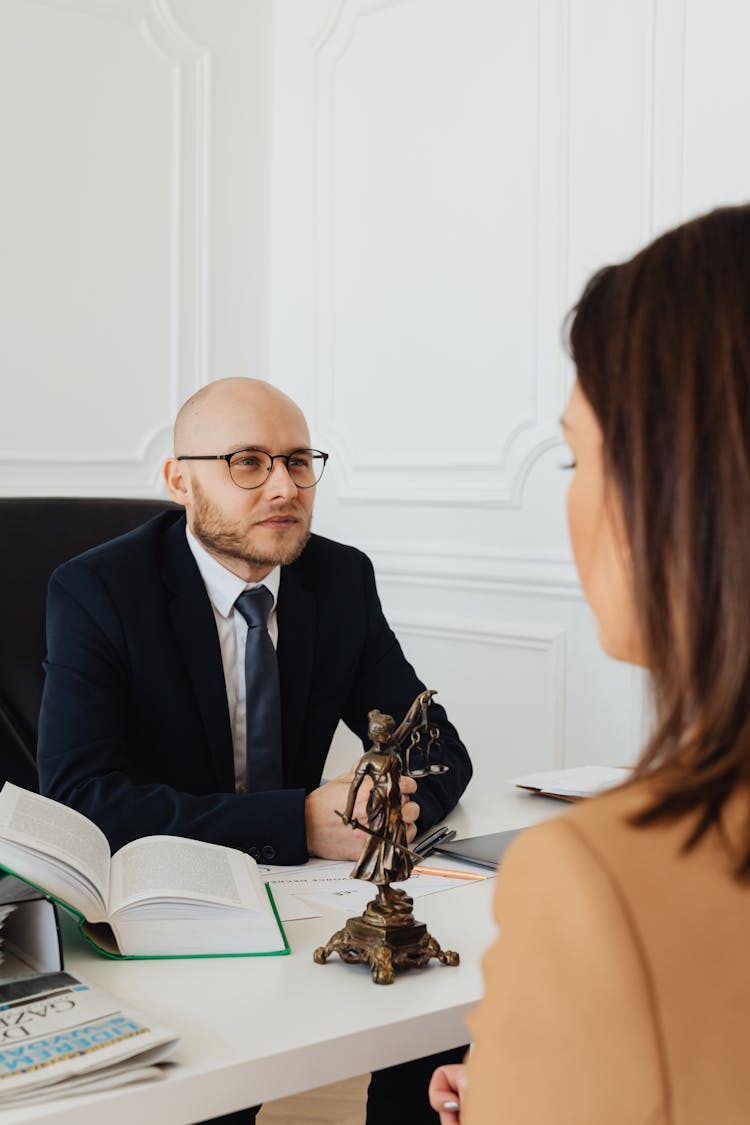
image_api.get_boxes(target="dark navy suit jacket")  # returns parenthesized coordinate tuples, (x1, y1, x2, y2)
(37, 511, 471, 863)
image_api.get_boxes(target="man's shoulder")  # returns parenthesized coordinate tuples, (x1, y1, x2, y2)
(52, 508, 185, 581)
(292, 533, 372, 576)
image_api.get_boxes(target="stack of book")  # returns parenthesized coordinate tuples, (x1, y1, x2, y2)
(0, 873, 62, 976)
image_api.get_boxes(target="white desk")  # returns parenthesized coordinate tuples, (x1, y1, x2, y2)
(3, 789, 562, 1125)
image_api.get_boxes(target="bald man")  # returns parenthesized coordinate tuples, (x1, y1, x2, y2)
(38, 378, 471, 1124)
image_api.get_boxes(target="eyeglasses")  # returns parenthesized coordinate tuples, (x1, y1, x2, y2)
(176, 448, 329, 490)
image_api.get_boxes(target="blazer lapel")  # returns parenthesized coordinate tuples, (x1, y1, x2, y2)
(160, 518, 235, 791)
(276, 561, 316, 780)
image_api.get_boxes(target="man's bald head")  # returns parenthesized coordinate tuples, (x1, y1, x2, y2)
(173, 378, 309, 456)
(163, 377, 317, 582)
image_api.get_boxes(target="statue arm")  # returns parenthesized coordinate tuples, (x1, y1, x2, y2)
(341, 757, 369, 822)
(392, 689, 436, 745)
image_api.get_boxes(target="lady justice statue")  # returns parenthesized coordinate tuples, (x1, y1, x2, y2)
(313, 690, 459, 985)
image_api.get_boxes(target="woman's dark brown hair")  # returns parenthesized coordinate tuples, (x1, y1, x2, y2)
(569, 203, 750, 875)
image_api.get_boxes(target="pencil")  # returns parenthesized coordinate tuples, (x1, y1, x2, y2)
(412, 864, 487, 881)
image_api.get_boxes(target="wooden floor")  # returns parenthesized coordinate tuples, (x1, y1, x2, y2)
(258, 1074, 368, 1125)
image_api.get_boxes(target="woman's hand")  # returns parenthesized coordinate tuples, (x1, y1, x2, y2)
(429, 1063, 468, 1124)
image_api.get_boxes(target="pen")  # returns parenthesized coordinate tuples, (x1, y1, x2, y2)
(412, 864, 487, 881)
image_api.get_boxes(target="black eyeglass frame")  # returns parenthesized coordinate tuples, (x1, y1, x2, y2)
(176, 447, 329, 490)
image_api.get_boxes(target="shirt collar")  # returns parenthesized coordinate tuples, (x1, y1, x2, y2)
(185, 525, 281, 618)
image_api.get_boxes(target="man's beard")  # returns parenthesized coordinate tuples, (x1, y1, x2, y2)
(191, 484, 312, 570)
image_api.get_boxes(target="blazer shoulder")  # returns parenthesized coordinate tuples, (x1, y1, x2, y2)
(557, 777, 699, 876)
(51, 509, 185, 584)
(467, 807, 667, 1125)
(292, 533, 373, 579)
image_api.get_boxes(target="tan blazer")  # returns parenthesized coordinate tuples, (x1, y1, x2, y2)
(464, 780, 750, 1124)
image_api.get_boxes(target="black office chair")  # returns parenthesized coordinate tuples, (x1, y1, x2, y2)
(0, 497, 176, 790)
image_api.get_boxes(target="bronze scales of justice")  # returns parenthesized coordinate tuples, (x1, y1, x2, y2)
(313, 690, 460, 985)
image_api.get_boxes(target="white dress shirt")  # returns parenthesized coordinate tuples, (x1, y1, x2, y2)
(186, 527, 281, 794)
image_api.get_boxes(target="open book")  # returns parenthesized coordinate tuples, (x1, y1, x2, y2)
(0, 783, 288, 959)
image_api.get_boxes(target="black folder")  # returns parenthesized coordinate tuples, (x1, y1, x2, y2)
(432, 827, 523, 870)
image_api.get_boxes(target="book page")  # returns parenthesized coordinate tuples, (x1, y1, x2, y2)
(0, 784, 109, 916)
(109, 835, 261, 914)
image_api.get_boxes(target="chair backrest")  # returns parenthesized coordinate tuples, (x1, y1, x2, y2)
(0, 497, 177, 790)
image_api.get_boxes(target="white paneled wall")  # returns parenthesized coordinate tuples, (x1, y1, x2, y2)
(2, 0, 749, 793)
(0, 0, 269, 495)
(268, 0, 747, 790)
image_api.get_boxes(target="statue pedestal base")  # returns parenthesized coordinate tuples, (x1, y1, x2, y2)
(313, 886, 459, 985)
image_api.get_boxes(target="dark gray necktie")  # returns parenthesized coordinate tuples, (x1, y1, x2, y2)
(234, 586, 283, 792)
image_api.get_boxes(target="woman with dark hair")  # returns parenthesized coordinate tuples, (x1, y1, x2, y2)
(429, 203, 750, 1123)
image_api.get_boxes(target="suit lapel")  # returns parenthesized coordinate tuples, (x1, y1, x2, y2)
(276, 561, 316, 780)
(160, 518, 235, 791)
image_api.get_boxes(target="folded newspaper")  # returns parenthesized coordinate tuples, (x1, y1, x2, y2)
(0, 970, 179, 1106)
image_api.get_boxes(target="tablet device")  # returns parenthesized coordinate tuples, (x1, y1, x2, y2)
(432, 828, 523, 870)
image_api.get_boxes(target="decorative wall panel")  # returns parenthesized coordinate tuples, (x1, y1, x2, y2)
(0, 0, 210, 494)
(312, 0, 569, 507)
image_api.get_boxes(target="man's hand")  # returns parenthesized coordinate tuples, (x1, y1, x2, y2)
(400, 774, 419, 842)
(428, 1063, 468, 1124)
(305, 769, 419, 860)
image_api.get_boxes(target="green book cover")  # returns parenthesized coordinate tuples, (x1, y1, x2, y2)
(0, 783, 290, 960)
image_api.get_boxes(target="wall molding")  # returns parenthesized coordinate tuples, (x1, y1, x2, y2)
(0, 0, 211, 496)
(368, 543, 582, 597)
(392, 615, 567, 768)
(311, 0, 571, 508)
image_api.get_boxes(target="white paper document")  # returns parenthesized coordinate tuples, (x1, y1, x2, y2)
(510, 765, 631, 799)
(264, 860, 464, 916)
(267, 889, 322, 921)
